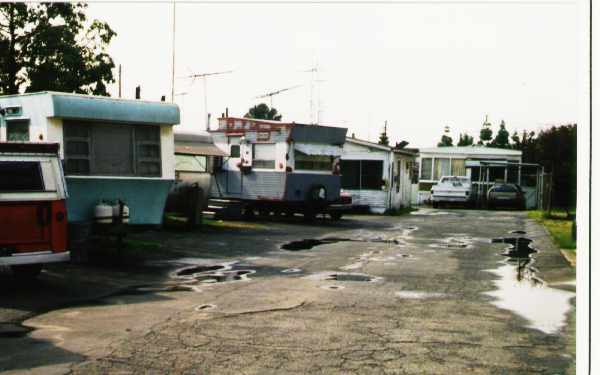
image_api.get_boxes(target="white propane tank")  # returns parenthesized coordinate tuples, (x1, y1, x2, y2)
(94, 202, 113, 224)
(112, 202, 130, 224)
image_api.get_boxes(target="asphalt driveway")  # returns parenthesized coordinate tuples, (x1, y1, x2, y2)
(0, 209, 576, 374)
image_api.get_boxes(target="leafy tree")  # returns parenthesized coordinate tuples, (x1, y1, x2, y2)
(437, 134, 453, 147)
(244, 103, 282, 121)
(0, 3, 116, 95)
(490, 120, 511, 148)
(457, 133, 474, 146)
(511, 130, 536, 162)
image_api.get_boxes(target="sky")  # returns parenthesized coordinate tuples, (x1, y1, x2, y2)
(87, 1, 578, 147)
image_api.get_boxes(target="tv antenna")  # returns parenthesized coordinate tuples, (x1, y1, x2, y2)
(254, 85, 302, 108)
(302, 65, 325, 124)
(180, 70, 233, 130)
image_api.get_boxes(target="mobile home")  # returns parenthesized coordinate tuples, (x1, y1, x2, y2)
(209, 117, 348, 219)
(0, 92, 180, 224)
(340, 136, 416, 213)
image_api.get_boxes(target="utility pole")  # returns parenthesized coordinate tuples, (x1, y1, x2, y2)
(118, 64, 122, 98)
(170, 2, 176, 102)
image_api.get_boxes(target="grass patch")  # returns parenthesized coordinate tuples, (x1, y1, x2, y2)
(203, 219, 267, 230)
(528, 210, 576, 250)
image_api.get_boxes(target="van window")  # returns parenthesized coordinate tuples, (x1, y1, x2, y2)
(0, 161, 44, 191)
(253, 144, 276, 169)
(230, 145, 240, 158)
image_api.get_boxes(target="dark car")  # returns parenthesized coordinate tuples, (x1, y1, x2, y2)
(487, 183, 526, 210)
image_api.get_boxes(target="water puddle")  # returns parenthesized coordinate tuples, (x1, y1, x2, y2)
(174, 265, 227, 277)
(509, 230, 526, 235)
(193, 270, 255, 284)
(395, 291, 447, 299)
(492, 237, 537, 259)
(485, 264, 575, 334)
(281, 237, 399, 251)
(0, 323, 33, 339)
(326, 273, 381, 282)
(281, 268, 303, 274)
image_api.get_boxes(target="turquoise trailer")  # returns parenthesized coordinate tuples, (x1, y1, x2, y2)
(0, 92, 180, 224)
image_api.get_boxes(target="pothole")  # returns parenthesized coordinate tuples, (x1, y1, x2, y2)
(173, 265, 227, 278)
(194, 270, 255, 283)
(0, 323, 33, 338)
(195, 303, 217, 311)
(281, 237, 399, 251)
(321, 285, 345, 290)
(509, 230, 526, 235)
(326, 273, 380, 282)
(492, 237, 537, 259)
(281, 268, 303, 273)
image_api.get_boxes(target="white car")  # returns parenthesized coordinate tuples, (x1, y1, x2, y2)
(430, 176, 473, 208)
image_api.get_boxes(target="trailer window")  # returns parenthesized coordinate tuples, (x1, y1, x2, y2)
(6, 120, 30, 142)
(253, 144, 276, 169)
(0, 161, 44, 191)
(340, 160, 383, 190)
(63, 121, 161, 177)
(420, 158, 432, 180)
(230, 145, 240, 158)
(175, 154, 207, 172)
(434, 158, 451, 180)
(294, 151, 332, 171)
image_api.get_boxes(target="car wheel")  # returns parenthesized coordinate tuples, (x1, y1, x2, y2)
(11, 264, 42, 279)
(330, 211, 343, 221)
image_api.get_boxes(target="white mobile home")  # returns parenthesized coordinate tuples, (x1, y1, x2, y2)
(414, 146, 548, 207)
(340, 137, 416, 213)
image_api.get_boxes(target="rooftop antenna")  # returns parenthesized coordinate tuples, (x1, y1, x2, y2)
(180, 70, 233, 130)
(302, 62, 324, 124)
(254, 85, 302, 108)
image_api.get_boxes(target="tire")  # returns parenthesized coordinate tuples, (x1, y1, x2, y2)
(243, 206, 256, 220)
(432, 201, 439, 208)
(303, 208, 316, 222)
(11, 264, 42, 279)
(330, 211, 343, 221)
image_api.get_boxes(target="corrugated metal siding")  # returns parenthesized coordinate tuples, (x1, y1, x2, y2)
(346, 189, 387, 211)
(209, 171, 285, 200)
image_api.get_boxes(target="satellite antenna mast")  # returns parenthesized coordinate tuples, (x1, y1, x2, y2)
(170, 3, 176, 102)
(180, 70, 233, 130)
(254, 85, 302, 108)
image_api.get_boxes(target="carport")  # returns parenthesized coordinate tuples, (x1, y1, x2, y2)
(466, 160, 545, 209)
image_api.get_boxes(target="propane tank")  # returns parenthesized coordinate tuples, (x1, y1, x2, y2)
(94, 201, 113, 224)
(112, 201, 130, 224)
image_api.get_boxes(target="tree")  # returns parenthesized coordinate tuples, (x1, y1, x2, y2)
(244, 103, 282, 121)
(490, 120, 510, 148)
(457, 133, 474, 146)
(511, 130, 536, 162)
(478, 115, 493, 145)
(378, 120, 390, 146)
(0, 3, 116, 95)
(437, 134, 453, 147)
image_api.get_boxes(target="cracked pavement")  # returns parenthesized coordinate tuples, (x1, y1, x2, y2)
(0, 209, 575, 374)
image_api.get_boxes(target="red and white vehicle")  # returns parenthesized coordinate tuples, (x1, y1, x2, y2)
(0, 142, 69, 277)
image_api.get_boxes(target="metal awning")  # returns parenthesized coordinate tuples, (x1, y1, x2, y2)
(294, 143, 343, 156)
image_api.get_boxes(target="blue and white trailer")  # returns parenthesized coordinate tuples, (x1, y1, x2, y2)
(209, 117, 350, 220)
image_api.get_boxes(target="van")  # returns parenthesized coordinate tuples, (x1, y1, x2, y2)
(0, 142, 69, 277)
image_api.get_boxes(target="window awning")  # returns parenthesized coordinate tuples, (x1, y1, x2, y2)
(294, 143, 342, 157)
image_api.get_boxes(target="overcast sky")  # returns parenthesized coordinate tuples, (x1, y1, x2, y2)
(87, 1, 577, 147)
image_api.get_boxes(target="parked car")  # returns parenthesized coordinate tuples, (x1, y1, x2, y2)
(487, 183, 526, 210)
(0, 142, 69, 278)
(430, 176, 473, 208)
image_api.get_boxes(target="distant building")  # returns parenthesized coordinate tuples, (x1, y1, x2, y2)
(340, 136, 416, 213)
(0, 91, 180, 224)
(414, 146, 546, 207)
